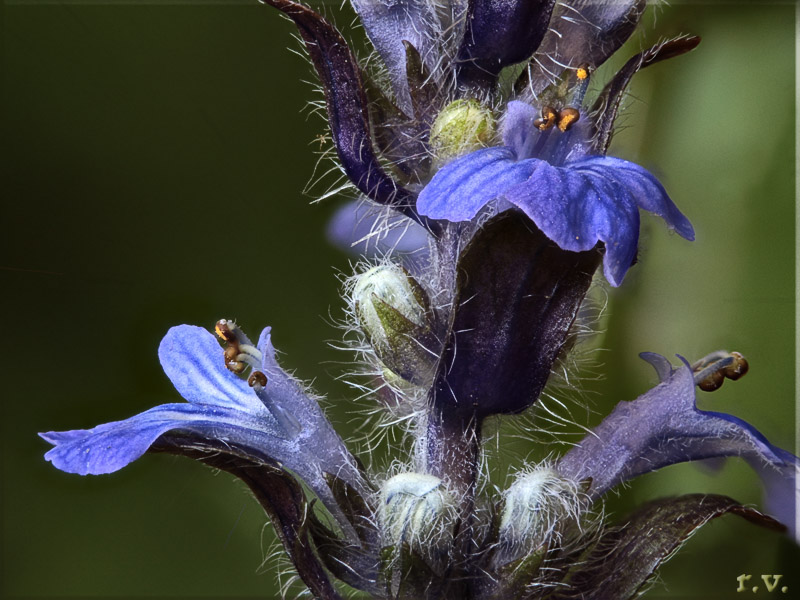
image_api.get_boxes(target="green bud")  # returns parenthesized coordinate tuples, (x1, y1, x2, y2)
(353, 265, 437, 385)
(429, 99, 495, 165)
(380, 473, 455, 550)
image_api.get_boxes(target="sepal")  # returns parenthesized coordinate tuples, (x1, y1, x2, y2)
(380, 542, 444, 600)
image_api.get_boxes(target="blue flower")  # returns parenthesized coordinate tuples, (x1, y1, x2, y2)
(557, 352, 800, 539)
(327, 200, 430, 263)
(417, 100, 695, 286)
(41, 323, 367, 533)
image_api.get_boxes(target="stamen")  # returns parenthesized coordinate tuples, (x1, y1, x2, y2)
(570, 64, 591, 107)
(248, 371, 268, 387)
(557, 108, 580, 132)
(534, 106, 558, 131)
(723, 351, 749, 380)
(692, 351, 749, 392)
(224, 346, 247, 374)
(215, 319, 263, 375)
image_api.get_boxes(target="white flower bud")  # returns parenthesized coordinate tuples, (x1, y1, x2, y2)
(353, 265, 437, 385)
(380, 473, 455, 551)
(499, 467, 583, 556)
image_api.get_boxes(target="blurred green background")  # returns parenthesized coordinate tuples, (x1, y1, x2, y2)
(2, 1, 796, 598)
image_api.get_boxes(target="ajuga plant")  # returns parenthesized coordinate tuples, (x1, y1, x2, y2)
(41, 1, 798, 598)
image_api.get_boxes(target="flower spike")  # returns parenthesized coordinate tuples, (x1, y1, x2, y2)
(39, 1, 796, 595)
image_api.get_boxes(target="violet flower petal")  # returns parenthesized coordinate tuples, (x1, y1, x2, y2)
(417, 147, 693, 286)
(500, 100, 539, 158)
(40, 403, 282, 476)
(556, 354, 800, 536)
(327, 200, 431, 260)
(158, 325, 265, 413)
(578, 157, 695, 242)
(41, 324, 368, 532)
(416, 147, 534, 220)
(754, 458, 800, 542)
(503, 159, 641, 286)
(253, 326, 368, 494)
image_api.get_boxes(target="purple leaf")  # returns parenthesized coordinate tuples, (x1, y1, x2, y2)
(592, 35, 701, 153)
(457, 0, 557, 89)
(555, 494, 785, 600)
(261, 0, 411, 208)
(431, 212, 599, 417)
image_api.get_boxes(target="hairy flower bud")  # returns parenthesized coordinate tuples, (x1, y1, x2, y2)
(353, 265, 437, 385)
(499, 467, 583, 561)
(380, 473, 455, 550)
(429, 99, 495, 165)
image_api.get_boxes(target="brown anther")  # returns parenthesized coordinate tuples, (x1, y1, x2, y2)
(698, 370, 725, 392)
(217, 319, 249, 374)
(576, 65, 590, 81)
(534, 105, 558, 131)
(215, 319, 236, 342)
(694, 351, 749, 392)
(557, 107, 580, 132)
(248, 371, 268, 388)
(723, 352, 749, 381)
(226, 360, 246, 374)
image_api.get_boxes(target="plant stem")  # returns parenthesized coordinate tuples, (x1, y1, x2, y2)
(424, 408, 481, 501)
